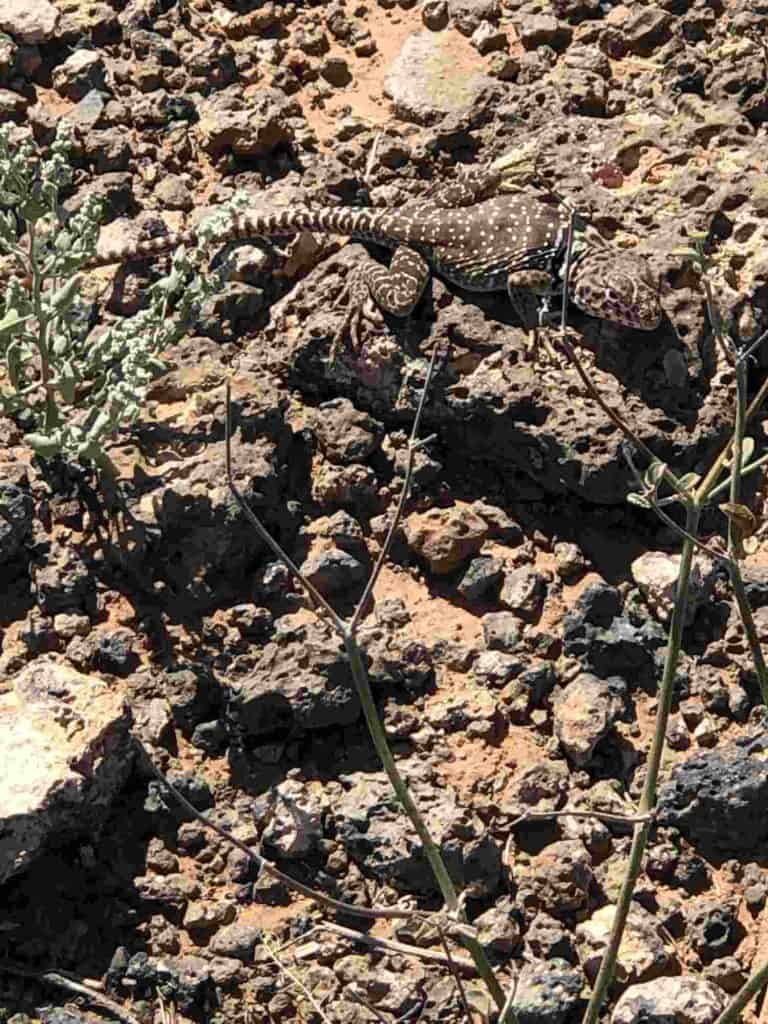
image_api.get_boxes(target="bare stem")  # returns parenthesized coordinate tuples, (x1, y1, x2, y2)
(713, 960, 768, 1024)
(323, 922, 475, 974)
(511, 809, 652, 828)
(350, 345, 439, 635)
(582, 504, 699, 1021)
(722, 355, 768, 704)
(224, 360, 509, 1015)
(138, 741, 413, 921)
(437, 925, 474, 1023)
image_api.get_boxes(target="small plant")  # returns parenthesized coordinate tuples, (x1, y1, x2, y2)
(0, 123, 228, 470)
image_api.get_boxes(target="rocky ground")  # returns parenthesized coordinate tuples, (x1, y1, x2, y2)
(3, 0, 768, 1022)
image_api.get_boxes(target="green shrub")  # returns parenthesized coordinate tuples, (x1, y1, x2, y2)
(0, 123, 228, 470)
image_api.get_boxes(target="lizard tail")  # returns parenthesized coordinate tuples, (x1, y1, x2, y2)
(84, 206, 390, 270)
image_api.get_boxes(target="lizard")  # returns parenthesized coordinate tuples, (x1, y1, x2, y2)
(7, 168, 663, 351)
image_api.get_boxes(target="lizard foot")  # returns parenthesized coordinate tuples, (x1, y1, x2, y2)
(523, 326, 562, 368)
(330, 269, 386, 360)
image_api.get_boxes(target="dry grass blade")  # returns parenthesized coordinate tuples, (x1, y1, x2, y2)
(261, 934, 334, 1024)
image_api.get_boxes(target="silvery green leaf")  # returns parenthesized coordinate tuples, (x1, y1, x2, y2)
(50, 275, 81, 313)
(0, 307, 32, 338)
(26, 432, 62, 458)
(627, 493, 652, 509)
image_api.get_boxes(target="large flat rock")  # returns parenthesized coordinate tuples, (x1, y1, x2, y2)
(384, 29, 496, 125)
(0, 659, 133, 884)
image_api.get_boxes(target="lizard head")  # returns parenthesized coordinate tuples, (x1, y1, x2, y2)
(569, 249, 662, 331)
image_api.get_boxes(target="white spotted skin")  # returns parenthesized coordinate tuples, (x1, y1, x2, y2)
(82, 188, 661, 331)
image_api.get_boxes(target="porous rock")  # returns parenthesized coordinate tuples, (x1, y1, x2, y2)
(657, 737, 768, 857)
(334, 766, 500, 896)
(611, 977, 726, 1024)
(512, 959, 584, 1024)
(227, 620, 359, 738)
(576, 903, 670, 984)
(510, 840, 593, 919)
(403, 504, 488, 573)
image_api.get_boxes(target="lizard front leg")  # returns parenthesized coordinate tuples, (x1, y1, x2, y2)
(421, 169, 503, 209)
(333, 245, 431, 357)
(507, 269, 559, 362)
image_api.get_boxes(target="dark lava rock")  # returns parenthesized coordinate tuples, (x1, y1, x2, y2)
(686, 900, 740, 964)
(300, 546, 368, 597)
(483, 611, 523, 652)
(191, 719, 229, 755)
(512, 959, 584, 1024)
(124, 953, 215, 1013)
(227, 620, 359, 738)
(96, 629, 137, 675)
(145, 771, 214, 818)
(313, 398, 383, 464)
(657, 737, 768, 856)
(474, 895, 523, 957)
(563, 584, 665, 688)
(34, 547, 92, 614)
(334, 766, 500, 896)
(525, 912, 577, 964)
(0, 482, 33, 564)
(458, 555, 504, 603)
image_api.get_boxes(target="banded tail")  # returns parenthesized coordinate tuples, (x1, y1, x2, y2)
(85, 206, 397, 271)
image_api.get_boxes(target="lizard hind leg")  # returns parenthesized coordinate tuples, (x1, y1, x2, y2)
(332, 245, 431, 358)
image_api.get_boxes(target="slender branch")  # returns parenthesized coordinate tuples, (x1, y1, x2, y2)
(138, 741, 413, 921)
(728, 356, 748, 554)
(322, 922, 476, 974)
(225, 357, 508, 1014)
(700, 273, 736, 367)
(556, 331, 686, 501)
(582, 504, 699, 1022)
(437, 925, 474, 1023)
(261, 936, 333, 1024)
(500, 973, 520, 1024)
(694, 371, 768, 505)
(348, 989, 391, 1024)
(730, 561, 768, 706)
(723, 354, 768, 704)
(350, 345, 439, 635)
(225, 381, 345, 633)
(707, 452, 768, 502)
(511, 809, 652, 829)
(341, 639, 460, 911)
(713, 960, 768, 1024)
(740, 323, 768, 365)
(0, 963, 141, 1024)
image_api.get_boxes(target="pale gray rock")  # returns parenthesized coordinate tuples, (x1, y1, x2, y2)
(0, 0, 59, 42)
(383, 29, 496, 125)
(0, 659, 133, 883)
(553, 673, 625, 766)
(612, 977, 726, 1024)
